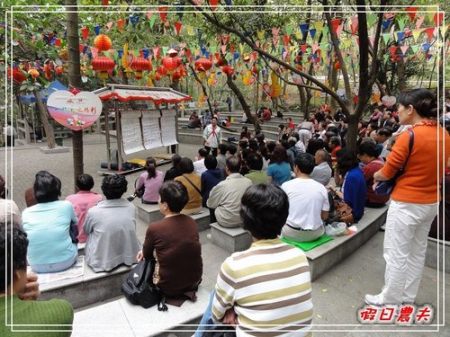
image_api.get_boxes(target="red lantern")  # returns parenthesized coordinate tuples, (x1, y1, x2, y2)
(92, 56, 115, 80)
(55, 66, 64, 75)
(130, 57, 153, 79)
(195, 58, 213, 72)
(7, 68, 27, 84)
(162, 57, 181, 71)
(167, 48, 179, 57)
(43, 62, 53, 80)
(156, 65, 168, 76)
(334, 61, 341, 70)
(94, 34, 112, 52)
(251, 64, 259, 74)
(215, 58, 228, 67)
(154, 73, 162, 81)
(28, 68, 40, 80)
(221, 65, 234, 75)
(172, 69, 182, 81)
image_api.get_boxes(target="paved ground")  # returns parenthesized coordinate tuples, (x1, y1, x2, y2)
(1, 134, 448, 335)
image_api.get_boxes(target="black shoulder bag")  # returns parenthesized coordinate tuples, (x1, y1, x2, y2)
(121, 259, 168, 311)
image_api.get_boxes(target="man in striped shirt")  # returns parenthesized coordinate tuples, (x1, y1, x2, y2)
(196, 184, 313, 336)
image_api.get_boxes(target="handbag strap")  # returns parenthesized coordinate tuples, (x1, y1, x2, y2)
(182, 175, 202, 196)
(402, 131, 414, 169)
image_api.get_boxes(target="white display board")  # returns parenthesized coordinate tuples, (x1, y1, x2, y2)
(142, 110, 163, 150)
(160, 109, 178, 146)
(121, 110, 145, 154)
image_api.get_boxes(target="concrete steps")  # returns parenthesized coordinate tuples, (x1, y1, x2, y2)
(305, 205, 389, 281)
(135, 204, 211, 232)
(40, 260, 133, 310)
(72, 286, 211, 337)
(210, 222, 253, 253)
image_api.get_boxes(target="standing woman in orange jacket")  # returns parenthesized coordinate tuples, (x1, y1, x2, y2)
(365, 88, 450, 306)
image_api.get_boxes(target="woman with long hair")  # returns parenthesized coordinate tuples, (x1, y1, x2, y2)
(135, 157, 164, 204)
(365, 88, 450, 306)
(266, 145, 292, 186)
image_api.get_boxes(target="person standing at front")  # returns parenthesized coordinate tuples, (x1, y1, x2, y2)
(365, 88, 450, 306)
(203, 117, 221, 157)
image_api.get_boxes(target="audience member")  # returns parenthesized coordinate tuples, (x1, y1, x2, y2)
(84, 175, 141, 272)
(216, 144, 228, 173)
(0, 222, 74, 335)
(163, 154, 182, 182)
(329, 136, 342, 168)
(196, 184, 313, 336)
(310, 149, 332, 186)
(201, 155, 224, 207)
(175, 157, 202, 214)
(281, 153, 330, 242)
(328, 149, 366, 223)
(357, 142, 389, 207)
(245, 153, 269, 184)
(194, 148, 209, 176)
(227, 144, 237, 157)
(0, 175, 21, 224)
(22, 171, 78, 273)
(207, 156, 252, 227)
(135, 157, 164, 204)
(136, 181, 202, 301)
(65, 174, 102, 243)
(266, 145, 292, 186)
(376, 127, 393, 160)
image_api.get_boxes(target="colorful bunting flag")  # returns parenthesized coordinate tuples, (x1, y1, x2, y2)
(405, 7, 418, 21)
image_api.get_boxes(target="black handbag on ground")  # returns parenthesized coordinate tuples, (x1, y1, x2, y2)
(374, 131, 414, 196)
(121, 259, 168, 311)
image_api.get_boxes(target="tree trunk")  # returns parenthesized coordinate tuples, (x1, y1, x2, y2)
(346, 113, 359, 152)
(66, 0, 84, 190)
(189, 65, 213, 115)
(397, 59, 407, 91)
(33, 89, 55, 149)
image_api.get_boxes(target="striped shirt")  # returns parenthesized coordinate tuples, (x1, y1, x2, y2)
(212, 238, 313, 336)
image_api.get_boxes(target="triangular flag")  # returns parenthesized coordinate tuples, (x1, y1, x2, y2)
(187, 26, 195, 36)
(383, 54, 390, 64)
(425, 27, 434, 40)
(146, 11, 153, 19)
(149, 15, 157, 28)
(440, 24, 449, 38)
(426, 12, 435, 24)
(396, 31, 405, 43)
(283, 34, 290, 45)
(336, 24, 343, 38)
(397, 18, 406, 31)
(412, 29, 422, 42)
(411, 45, 419, 53)
(382, 33, 391, 44)
(422, 43, 430, 52)
(434, 13, 444, 26)
(105, 22, 113, 32)
(367, 13, 377, 27)
(405, 7, 418, 21)
(342, 38, 351, 48)
(322, 26, 329, 37)
(285, 25, 294, 35)
(389, 46, 397, 56)
(382, 18, 392, 30)
(272, 27, 280, 36)
(330, 19, 341, 33)
(221, 45, 227, 54)
(309, 28, 316, 40)
(117, 19, 126, 31)
(257, 30, 265, 40)
(311, 44, 319, 53)
(299, 23, 309, 39)
(314, 21, 323, 33)
(416, 15, 425, 29)
(350, 16, 358, 35)
(400, 45, 409, 54)
(174, 22, 182, 35)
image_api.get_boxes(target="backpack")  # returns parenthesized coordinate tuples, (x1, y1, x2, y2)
(121, 259, 168, 311)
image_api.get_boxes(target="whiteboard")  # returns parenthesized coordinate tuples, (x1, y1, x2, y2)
(121, 111, 144, 154)
(160, 116, 178, 146)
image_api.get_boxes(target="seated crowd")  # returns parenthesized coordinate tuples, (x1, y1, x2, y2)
(1, 101, 427, 335)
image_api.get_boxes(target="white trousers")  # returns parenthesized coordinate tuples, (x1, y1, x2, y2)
(383, 200, 437, 304)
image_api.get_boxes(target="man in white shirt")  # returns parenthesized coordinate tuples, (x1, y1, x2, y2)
(3, 121, 17, 147)
(281, 153, 330, 242)
(203, 117, 221, 157)
(310, 149, 332, 186)
(193, 148, 208, 176)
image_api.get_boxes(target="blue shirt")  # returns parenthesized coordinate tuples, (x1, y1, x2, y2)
(23, 200, 78, 266)
(267, 162, 292, 186)
(342, 167, 367, 222)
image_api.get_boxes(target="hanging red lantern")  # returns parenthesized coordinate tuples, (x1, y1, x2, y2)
(129, 57, 152, 79)
(94, 34, 112, 52)
(162, 56, 181, 71)
(91, 56, 115, 80)
(167, 48, 179, 57)
(156, 65, 168, 76)
(7, 68, 28, 84)
(43, 62, 53, 80)
(172, 68, 183, 81)
(334, 61, 341, 70)
(251, 64, 260, 74)
(221, 65, 234, 75)
(154, 73, 162, 81)
(215, 58, 228, 67)
(55, 66, 64, 75)
(28, 68, 40, 80)
(195, 58, 213, 72)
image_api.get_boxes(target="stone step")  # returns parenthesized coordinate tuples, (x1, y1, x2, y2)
(39, 258, 133, 310)
(135, 204, 211, 232)
(304, 204, 389, 281)
(210, 222, 253, 253)
(72, 286, 211, 337)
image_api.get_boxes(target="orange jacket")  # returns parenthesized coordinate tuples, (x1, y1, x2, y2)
(381, 124, 450, 204)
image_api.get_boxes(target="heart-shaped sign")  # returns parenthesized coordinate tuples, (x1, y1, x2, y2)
(382, 95, 397, 107)
(47, 91, 103, 131)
